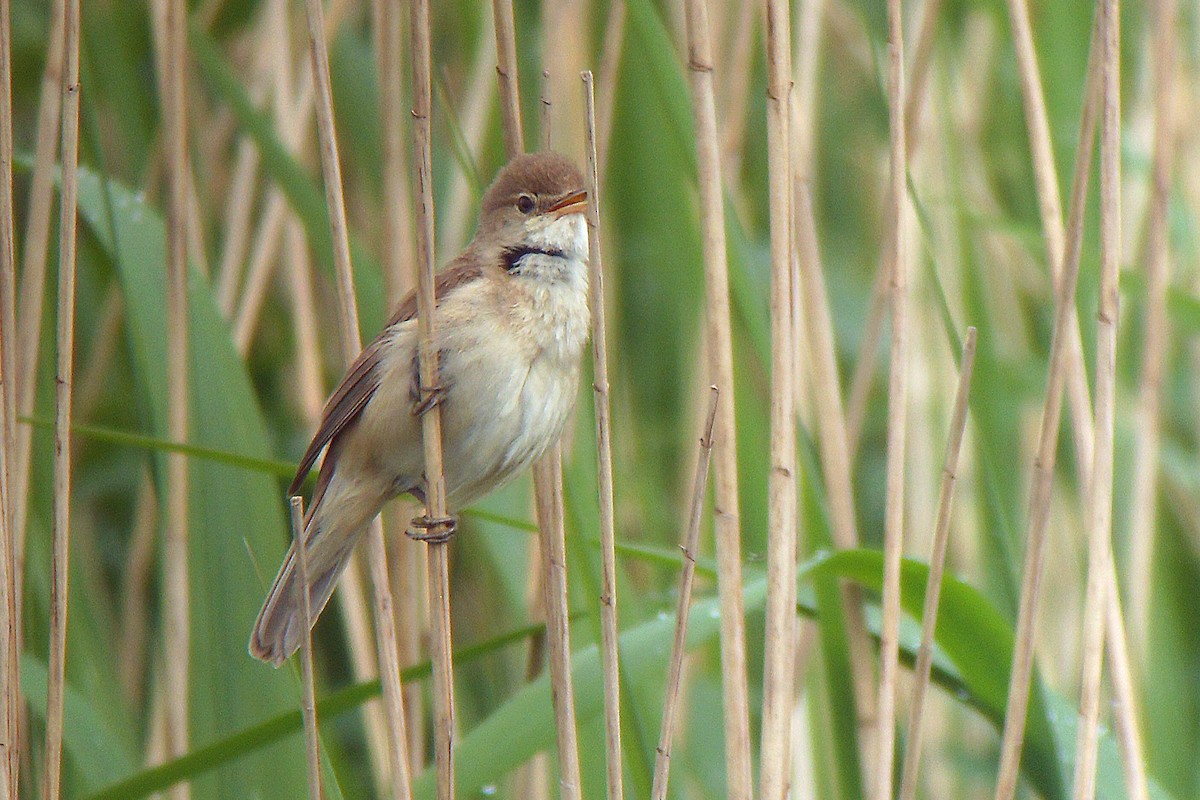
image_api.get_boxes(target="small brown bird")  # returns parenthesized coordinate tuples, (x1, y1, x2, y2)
(250, 152, 590, 665)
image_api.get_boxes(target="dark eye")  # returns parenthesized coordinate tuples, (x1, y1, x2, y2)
(516, 193, 536, 214)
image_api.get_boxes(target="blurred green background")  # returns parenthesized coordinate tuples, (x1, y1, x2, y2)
(6, 0, 1199, 798)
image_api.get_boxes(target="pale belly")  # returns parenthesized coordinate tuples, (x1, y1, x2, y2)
(438, 347, 579, 508)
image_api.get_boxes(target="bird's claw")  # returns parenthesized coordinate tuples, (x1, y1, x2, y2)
(412, 382, 448, 416)
(406, 513, 457, 543)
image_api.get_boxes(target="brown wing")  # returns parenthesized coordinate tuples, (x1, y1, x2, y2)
(288, 337, 386, 495)
(287, 259, 487, 496)
(386, 259, 484, 326)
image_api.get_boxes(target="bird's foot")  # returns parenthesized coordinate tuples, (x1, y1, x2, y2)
(406, 513, 457, 543)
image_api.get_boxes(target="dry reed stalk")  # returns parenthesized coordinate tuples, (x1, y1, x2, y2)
(492, 0, 524, 156)
(303, 0, 416, 797)
(12, 1, 66, 704)
(717, 0, 754, 179)
(1071, 2, 1120, 795)
(1103, 568, 1148, 800)
(650, 386, 719, 800)
(541, 9, 584, 165)
(290, 497, 323, 800)
(1127, 0, 1177, 659)
(386, 507, 428, 775)
(0, 0, 17, 792)
(582, 70, 625, 800)
(231, 0, 354, 350)
(285, 219, 325, 422)
(532, 450, 584, 800)
(677, 0, 753, 795)
(43, 0, 81, 795)
(843, 0, 944, 465)
(118, 472, 159, 707)
(370, 0, 414, 303)
(542, 70, 552, 150)
(903, 0, 944, 150)
(264, 4, 392, 785)
(873, 0, 909, 796)
(844, 266, 887, 459)
(594, 0, 625, 174)
(761, 0, 799, 795)
(791, 0, 825, 178)
(411, 0, 458, 796)
(1002, 0, 1096, 489)
(365, 522, 416, 800)
(437, 30, 499, 256)
(794, 175, 880, 774)
(991, 16, 1101, 798)
(159, 0, 193, 792)
(513, 554, 549, 799)
(491, 4, 584, 794)
(213, 1, 290, 315)
(215, 125, 267, 315)
(897, 327, 977, 800)
(370, 0, 423, 781)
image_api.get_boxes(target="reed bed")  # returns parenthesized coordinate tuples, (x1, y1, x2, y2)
(0, 2, 1191, 800)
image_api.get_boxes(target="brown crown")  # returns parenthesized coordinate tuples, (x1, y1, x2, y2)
(481, 152, 585, 214)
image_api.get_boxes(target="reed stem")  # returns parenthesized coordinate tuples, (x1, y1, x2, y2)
(650, 387, 718, 800)
(897, 328, 977, 800)
(874, 0, 909, 794)
(583, 70, 624, 800)
(43, 0, 81, 794)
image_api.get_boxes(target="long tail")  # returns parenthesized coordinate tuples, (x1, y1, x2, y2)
(249, 474, 387, 666)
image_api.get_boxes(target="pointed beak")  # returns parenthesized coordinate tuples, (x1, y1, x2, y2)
(547, 189, 588, 219)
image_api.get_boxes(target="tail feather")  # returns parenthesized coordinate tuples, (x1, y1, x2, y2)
(250, 454, 397, 666)
(249, 532, 358, 666)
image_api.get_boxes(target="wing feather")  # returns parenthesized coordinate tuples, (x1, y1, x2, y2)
(287, 259, 486, 496)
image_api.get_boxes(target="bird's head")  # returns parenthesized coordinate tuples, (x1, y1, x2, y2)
(474, 152, 589, 273)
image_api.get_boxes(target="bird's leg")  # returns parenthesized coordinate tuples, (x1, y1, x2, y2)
(406, 512, 457, 543)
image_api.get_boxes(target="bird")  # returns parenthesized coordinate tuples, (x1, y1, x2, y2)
(250, 152, 591, 666)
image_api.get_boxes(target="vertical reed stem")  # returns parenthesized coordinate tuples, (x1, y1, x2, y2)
(992, 13, 1102, 799)
(303, 0, 414, 796)
(897, 328, 977, 800)
(160, 1, 191, 793)
(43, 0, 81, 795)
(492, 0, 524, 157)
(0, 0, 18, 792)
(677, 0, 753, 795)
(761, 0, 799, 793)
(1071, 1, 1120, 795)
(291, 497, 322, 800)
(13, 0, 65, 591)
(651, 387, 719, 800)
(410, 1, 456, 796)
(1127, 0, 1177, 660)
(875, 0, 909, 795)
(533, 450, 584, 800)
(583, 70, 625, 800)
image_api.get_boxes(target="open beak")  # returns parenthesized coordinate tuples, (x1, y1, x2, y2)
(547, 189, 588, 218)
